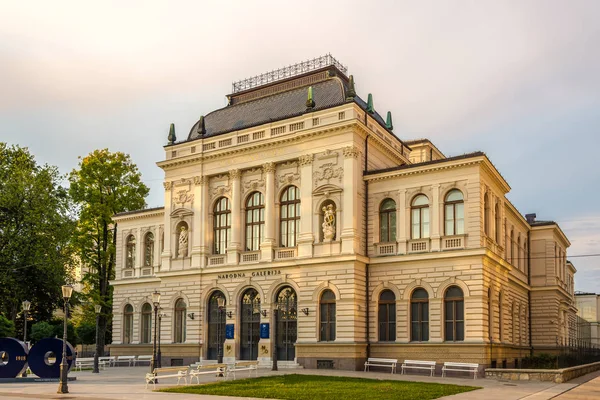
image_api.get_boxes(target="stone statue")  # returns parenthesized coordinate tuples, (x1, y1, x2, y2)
(178, 225, 188, 258)
(322, 204, 335, 242)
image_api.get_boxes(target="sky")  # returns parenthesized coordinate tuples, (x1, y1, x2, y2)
(1, 1, 599, 292)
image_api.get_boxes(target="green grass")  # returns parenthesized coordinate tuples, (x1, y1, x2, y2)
(161, 374, 480, 400)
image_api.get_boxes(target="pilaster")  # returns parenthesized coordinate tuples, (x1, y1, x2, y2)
(227, 169, 241, 264)
(341, 145, 360, 254)
(261, 162, 275, 262)
(431, 184, 441, 251)
(161, 181, 172, 271)
(397, 189, 407, 254)
(191, 176, 204, 268)
(297, 154, 314, 258)
(199, 177, 210, 267)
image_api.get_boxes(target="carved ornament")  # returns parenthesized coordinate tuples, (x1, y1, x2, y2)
(313, 164, 343, 187)
(298, 154, 314, 166)
(343, 145, 360, 159)
(163, 181, 172, 191)
(262, 162, 276, 173)
(229, 169, 241, 179)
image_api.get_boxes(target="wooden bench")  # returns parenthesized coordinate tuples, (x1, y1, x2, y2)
(99, 356, 116, 367)
(135, 355, 153, 366)
(114, 355, 136, 367)
(401, 360, 436, 376)
(226, 361, 259, 380)
(189, 363, 227, 384)
(364, 358, 398, 374)
(145, 367, 188, 389)
(441, 362, 479, 379)
(74, 357, 108, 371)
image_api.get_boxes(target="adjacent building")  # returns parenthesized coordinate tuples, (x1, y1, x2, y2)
(575, 292, 600, 346)
(108, 55, 577, 370)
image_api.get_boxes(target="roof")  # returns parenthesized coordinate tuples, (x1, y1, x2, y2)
(114, 206, 165, 218)
(364, 151, 485, 176)
(529, 220, 557, 227)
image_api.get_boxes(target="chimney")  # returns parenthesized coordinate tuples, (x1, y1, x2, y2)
(525, 213, 537, 224)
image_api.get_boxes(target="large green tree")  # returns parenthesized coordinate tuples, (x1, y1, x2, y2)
(69, 149, 148, 354)
(0, 143, 75, 330)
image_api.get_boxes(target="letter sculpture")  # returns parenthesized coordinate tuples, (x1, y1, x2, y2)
(0, 337, 74, 379)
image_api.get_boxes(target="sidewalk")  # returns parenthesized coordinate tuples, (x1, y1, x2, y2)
(553, 369, 600, 399)
(0, 366, 594, 400)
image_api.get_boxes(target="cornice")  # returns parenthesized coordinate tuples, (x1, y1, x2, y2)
(113, 210, 165, 222)
(364, 157, 483, 183)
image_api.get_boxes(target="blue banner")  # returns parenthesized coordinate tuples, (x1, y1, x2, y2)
(225, 324, 234, 339)
(260, 323, 269, 339)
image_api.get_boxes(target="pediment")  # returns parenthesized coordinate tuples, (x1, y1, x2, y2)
(170, 207, 194, 218)
(313, 184, 343, 196)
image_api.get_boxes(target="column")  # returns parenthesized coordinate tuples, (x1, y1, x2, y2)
(297, 154, 314, 258)
(227, 169, 241, 264)
(191, 176, 204, 268)
(341, 145, 360, 254)
(430, 184, 441, 251)
(261, 163, 275, 262)
(397, 189, 407, 254)
(198, 177, 210, 267)
(161, 181, 172, 271)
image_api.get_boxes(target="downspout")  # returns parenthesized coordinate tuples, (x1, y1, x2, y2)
(364, 118, 371, 360)
(527, 231, 533, 356)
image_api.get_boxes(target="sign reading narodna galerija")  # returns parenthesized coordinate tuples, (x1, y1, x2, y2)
(218, 269, 281, 280)
(0, 337, 75, 379)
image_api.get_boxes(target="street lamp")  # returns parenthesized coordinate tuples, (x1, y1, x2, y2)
(93, 304, 102, 374)
(22, 300, 31, 377)
(157, 308, 165, 368)
(150, 291, 161, 375)
(57, 285, 73, 394)
(217, 297, 225, 364)
(272, 304, 278, 371)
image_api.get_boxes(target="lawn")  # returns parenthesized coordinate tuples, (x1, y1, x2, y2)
(161, 374, 480, 400)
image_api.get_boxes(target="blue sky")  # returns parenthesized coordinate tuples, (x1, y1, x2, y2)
(1, 1, 599, 292)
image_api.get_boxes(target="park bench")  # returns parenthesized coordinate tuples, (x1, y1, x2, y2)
(98, 356, 116, 367)
(400, 360, 436, 376)
(134, 355, 153, 366)
(74, 357, 107, 371)
(226, 361, 259, 380)
(441, 362, 479, 379)
(364, 358, 398, 374)
(189, 363, 227, 384)
(145, 367, 188, 389)
(114, 355, 136, 367)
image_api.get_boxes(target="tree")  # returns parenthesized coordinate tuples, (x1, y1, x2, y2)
(30, 321, 54, 342)
(50, 319, 77, 345)
(0, 143, 76, 327)
(75, 322, 96, 345)
(69, 149, 149, 355)
(0, 314, 15, 337)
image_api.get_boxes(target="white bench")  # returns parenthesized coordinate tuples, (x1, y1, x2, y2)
(145, 367, 188, 389)
(441, 362, 479, 379)
(190, 363, 227, 384)
(99, 356, 116, 367)
(401, 360, 436, 376)
(135, 355, 153, 366)
(75, 357, 107, 371)
(114, 355, 136, 367)
(226, 361, 259, 380)
(364, 358, 398, 374)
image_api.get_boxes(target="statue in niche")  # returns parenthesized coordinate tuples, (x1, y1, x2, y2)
(178, 225, 189, 258)
(322, 204, 335, 242)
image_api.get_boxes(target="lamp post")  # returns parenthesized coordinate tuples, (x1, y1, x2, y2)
(22, 300, 31, 377)
(157, 308, 165, 368)
(217, 297, 225, 364)
(57, 285, 73, 394)
(272, 305, 278, 371)
(150, 290, 161, 376)
(93, 304, 102, 374)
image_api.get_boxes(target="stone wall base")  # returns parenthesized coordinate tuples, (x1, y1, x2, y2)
(486, 361, 600, 383)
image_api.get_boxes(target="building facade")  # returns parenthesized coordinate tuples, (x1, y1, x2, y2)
(575, 293, 600, 346)
(109, 56, 577, 370)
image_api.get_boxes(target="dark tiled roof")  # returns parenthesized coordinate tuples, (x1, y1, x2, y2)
(187, 78, 347, 140)
(364, 151, 485, 176)
(114, 206, 165, 217)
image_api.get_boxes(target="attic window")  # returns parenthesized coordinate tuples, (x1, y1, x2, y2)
(338, 112, 345, 120)
(171, 151, 177, 158)
(313, 118, 320, 126)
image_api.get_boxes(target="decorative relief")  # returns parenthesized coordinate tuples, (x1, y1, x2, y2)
(243, 179, 265, 195)
(313, 164, 343, 187)
(343, 145, 360, 159)
(275, 161, 300, 189)
(211, 185, 231, 198)
(229, 169, 241, 179)
(174, 190, 194, 207)
(277, 172, 300, 187)
(262, 162, 276, 173)
(193, 176, 208, 186)
(209, 174, 231, 200)
(298, 154, 313, 166)
(163, 181, 172, 191)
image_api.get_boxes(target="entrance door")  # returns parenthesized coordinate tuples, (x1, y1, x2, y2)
(207, 291, 226, 360)
(240, 288, 260, 360)
(275, 287, 297, 361)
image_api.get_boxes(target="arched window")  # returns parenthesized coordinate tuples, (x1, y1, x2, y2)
(444, 286, 464, 342)
(275, 287, 298, 361)
(214, 197, 231, 255)
(141, 303, 152, 344)
(444, 190, 464, 236)
(411, 195, 430, 239)
(245, 192, 265, 251)
(240, 288, 261, 360)
(207, 291, 226, 360)
(488, 288, 493, 340)
(495, 203, 501, 243)
(378, 290, 396, 341)
(484, 193, 490, 236)
(379, 199, 397, 243)
(144, 232, 154, 267)
(174, 298, 186, 343)
(410, 288, 429, 342)
(280, 186, 300, 247)
(125, 235, 136, 269)
(319, 290, 336, 342)
(123, 304, 133, 344)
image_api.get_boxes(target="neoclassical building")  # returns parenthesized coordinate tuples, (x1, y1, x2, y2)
(109, 55, 577, 371)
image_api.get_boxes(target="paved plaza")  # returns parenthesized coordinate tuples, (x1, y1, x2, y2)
(0, 366, 598, 400)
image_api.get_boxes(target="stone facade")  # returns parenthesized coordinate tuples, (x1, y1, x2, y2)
(108, 59, 577, 370)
